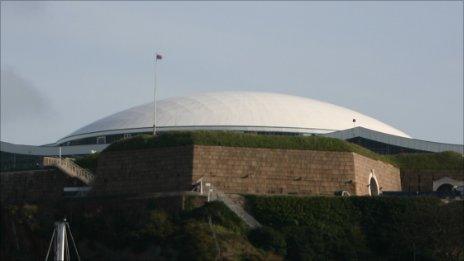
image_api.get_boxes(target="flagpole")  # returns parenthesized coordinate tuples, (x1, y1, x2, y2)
(153, 55, 158, 136)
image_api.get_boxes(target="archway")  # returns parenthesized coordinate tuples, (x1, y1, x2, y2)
(367, 170, 380, 196)
(436, 184, 454, 197)
(369, 177, 379, 196)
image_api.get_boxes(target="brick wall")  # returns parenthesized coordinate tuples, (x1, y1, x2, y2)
(92, 145, 401, 197)
(353, 153, 401, 195)
(92, 146, 194, 196)
(192, 146, 399, 196)
(1, 169, 84, 203)
(1, 146, 403, 203)
(192, 146, 357, 195)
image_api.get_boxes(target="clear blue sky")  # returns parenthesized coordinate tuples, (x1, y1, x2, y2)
(1, 1, 462, 145)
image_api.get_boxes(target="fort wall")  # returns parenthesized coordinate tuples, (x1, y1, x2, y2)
(0, 169, 84, 203)
(1, 146, 404, 202)
(192, 146, 357, 195)
(93, 145, 401, 196)
(352, 153, 401, 195)
(92, 146, 194, 196)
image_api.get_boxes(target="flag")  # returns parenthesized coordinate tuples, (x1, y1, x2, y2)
(156, 54, 163, 60)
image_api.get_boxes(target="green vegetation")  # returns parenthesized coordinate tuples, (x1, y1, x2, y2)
(1, 199, 268, 261)
(246, 195, 464, 260)
(74, 153, 100, 172)
(2, 196, 463, 260)
(105, 131, 396, 165)
(389, 151, 464, 172)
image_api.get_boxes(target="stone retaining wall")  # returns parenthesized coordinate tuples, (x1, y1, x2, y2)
(353, 153, 401, 195)
(93, 145, 401, 196)
(1, 146, 403, 202)
(192, 146, 357, 195)
(92, 146, 194, 196)
(192, 146, 400, 196)
(1, 169, 84, 203)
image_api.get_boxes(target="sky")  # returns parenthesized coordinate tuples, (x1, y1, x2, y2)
(1, 1, 463, 145)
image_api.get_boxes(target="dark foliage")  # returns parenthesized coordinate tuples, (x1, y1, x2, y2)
(185, 201, 247, 234)
(248, 226, 287, 256)
(1, 198, 261, 261)
(74, 153, 100, 172)
(247, 195, 464, 260)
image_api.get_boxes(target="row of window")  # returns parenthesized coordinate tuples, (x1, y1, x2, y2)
(60, 131, 302, 146)
(60, 132, 152, 146)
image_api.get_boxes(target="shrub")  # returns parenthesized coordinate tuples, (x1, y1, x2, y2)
(138, 210, 175, 241)
(283, 225, 367, 261)
(186, 201, 247, 234)
(74, 152, 100, 172)
(246, 195, 464, 260)
(248, 226, 287, 255)
(177, 221, 218, 261)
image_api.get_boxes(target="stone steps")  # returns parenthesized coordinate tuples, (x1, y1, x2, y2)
(43, 157, 95, 185)
(209, 188, 261, 229)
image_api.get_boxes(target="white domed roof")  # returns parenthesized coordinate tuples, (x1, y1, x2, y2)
(58, 91, 410, 143)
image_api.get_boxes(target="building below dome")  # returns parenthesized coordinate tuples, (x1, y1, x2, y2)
(1, 91, 462, 202)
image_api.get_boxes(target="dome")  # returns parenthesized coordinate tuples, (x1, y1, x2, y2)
(57, 91, 410, 144)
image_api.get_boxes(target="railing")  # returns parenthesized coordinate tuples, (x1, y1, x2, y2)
(194, 180, 261, 228)
(43, 157, 95, 185)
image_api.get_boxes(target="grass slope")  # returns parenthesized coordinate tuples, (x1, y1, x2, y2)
(104, 131, 395, 165)
(389, 151, 463, 172)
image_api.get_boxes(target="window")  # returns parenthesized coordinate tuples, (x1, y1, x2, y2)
(96, 136, 106, 144)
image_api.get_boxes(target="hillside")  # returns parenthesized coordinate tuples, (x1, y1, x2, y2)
(2, 196, 463, 260)
(246, 195, 464, 260)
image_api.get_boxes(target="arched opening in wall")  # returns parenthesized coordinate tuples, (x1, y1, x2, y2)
(436, 184, 454, 197)
(369, 177, 379, 196)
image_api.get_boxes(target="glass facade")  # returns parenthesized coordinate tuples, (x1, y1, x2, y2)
(59, 132, 152, 146)
(347, 137, 428, 155)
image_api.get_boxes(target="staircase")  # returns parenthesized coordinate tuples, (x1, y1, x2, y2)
(43, 157, 95, 185)
(207, 185, 261, 229)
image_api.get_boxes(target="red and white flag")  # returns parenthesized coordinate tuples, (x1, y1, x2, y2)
(156, 53, 163, 60)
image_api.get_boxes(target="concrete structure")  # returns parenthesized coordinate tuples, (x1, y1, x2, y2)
(92, 145, 401, 197)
